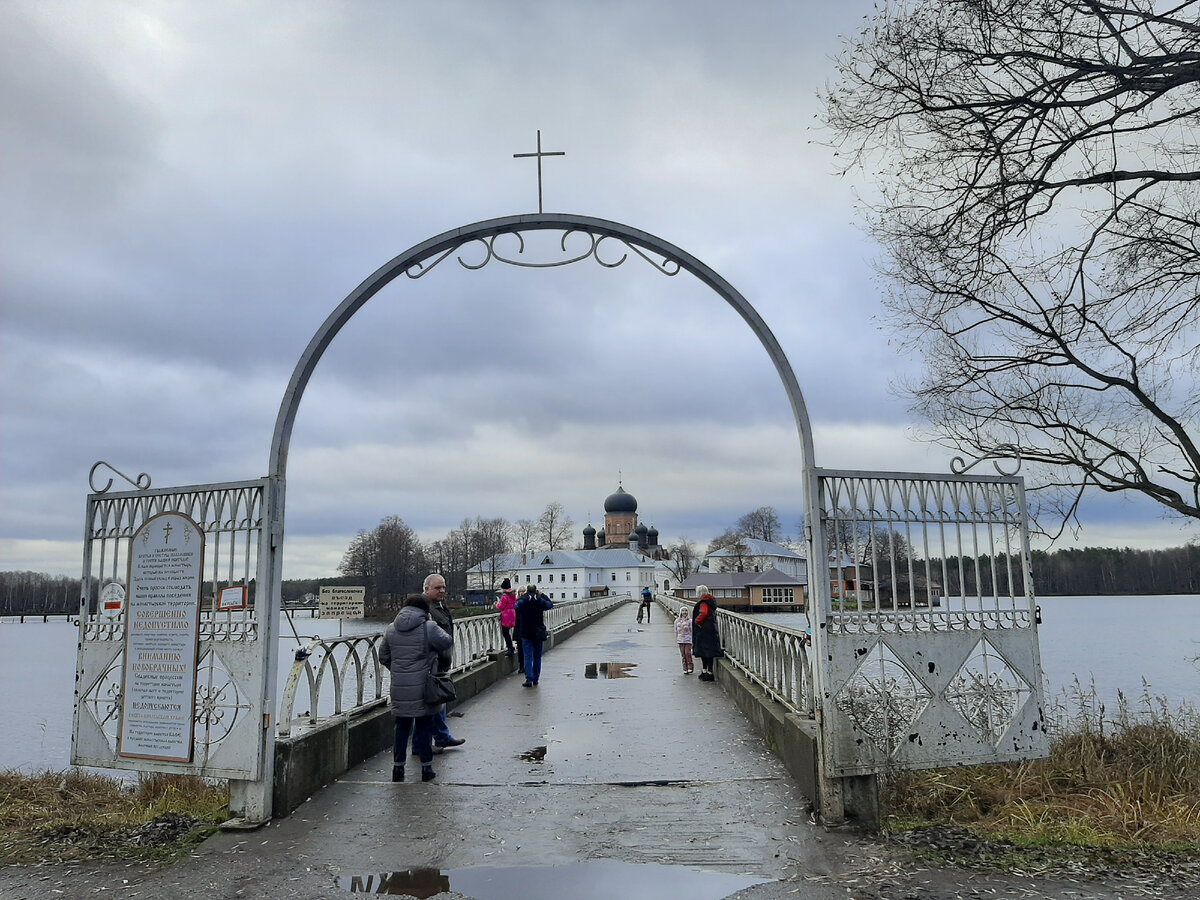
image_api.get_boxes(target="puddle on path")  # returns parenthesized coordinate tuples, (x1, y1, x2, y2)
(519, 745, 547, 762)
(339, 860, 770, 898)
(584, 661, 637, 679)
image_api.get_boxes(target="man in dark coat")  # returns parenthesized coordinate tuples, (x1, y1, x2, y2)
(422, 573, 467, 752)
(691, 585, 722, 682)
(515, 585, 554, 687)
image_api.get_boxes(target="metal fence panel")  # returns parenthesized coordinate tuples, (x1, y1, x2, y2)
(72, 480, 269, 779)
(814, 469, 1049, 776)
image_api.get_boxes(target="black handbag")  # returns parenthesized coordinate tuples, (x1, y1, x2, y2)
(423, 668, 456, 704)
(422, 622, 456, 705)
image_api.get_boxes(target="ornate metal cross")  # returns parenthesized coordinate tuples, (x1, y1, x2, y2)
(513, 130, 565, 214)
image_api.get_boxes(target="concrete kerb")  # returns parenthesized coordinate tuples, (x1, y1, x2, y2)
(713, 659, 880, 830)
(270, 603, 617, 817)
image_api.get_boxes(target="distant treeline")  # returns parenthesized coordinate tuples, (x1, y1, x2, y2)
(4, 543, 1200, 616)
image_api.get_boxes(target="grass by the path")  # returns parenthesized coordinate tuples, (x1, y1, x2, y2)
(883, 682, 1200, 852)
(0, 770, 229, 864)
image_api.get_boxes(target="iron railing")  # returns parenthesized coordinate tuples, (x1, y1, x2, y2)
(278, 592, 628, 736)
(655, 594, 815, 718)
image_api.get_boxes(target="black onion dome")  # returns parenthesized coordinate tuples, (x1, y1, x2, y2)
(604, 486, 638, 513)
(648, 525, 659, 537)
(583, 524, 596, 536)
(635, 523, 648, 534)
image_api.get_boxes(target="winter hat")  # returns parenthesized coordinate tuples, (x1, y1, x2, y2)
(501, 578, 511, 590)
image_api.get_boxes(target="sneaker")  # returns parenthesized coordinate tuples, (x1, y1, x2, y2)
(437, 737, 466, 748)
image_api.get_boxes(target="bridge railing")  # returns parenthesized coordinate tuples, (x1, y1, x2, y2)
(655, 593, 815, 718)
(278, 592, 628, 736)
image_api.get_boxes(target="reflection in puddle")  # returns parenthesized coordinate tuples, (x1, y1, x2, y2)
(519, 745, 547, 762)
(583, 661, 637, 679)
(339, 860, 769, 898)
(340, 867, 448, 897)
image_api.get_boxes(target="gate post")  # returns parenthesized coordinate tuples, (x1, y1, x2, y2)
(228, 475, 285, 823)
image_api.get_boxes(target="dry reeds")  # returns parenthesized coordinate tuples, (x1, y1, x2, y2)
(0, 770, 228, 863)
(883, 679, 1200, 849)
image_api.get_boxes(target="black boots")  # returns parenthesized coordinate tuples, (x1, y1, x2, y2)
(421, 767, 437, 782)
(392, 765, 404, 782)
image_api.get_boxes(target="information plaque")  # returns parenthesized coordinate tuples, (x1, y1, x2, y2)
(319, 586, 365, 619)
(118, 512, 204, 762)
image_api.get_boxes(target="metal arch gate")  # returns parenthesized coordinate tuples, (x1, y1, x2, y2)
(812, 469, 1048, 780)
(75, 213, 1048, 822)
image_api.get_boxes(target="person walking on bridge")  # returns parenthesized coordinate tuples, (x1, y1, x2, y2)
(380, 593, 453, 782)
(424, 574, 467, 752)
(691, 585, 721, 682)
(516, 585, 553, 687)
(637, 586, 653, 623)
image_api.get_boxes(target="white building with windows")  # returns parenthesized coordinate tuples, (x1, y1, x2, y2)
(703, 538, 806, 578)
(466, 548, 658, 601)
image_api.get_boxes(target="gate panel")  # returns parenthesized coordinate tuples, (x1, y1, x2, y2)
(814, 469, 1049, 776)
(72, 479, 269, 779)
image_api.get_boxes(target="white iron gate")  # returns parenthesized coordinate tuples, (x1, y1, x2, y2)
(72, 475, 275, 781)
(811, 469, 1049, 776)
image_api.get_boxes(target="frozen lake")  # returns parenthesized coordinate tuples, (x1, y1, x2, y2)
(1, 595, 1197, 773)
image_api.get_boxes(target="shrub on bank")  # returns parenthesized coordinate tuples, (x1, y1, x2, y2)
(0, 770, 229, 864)
(883, 681, 1200, 850)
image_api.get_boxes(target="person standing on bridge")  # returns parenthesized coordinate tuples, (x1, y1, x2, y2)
(637, 586, 653, 623)
(424, 574, 467, 753)
(380, 593, 453, 782)
(674, 604, 694, 674)
(516, 584, 553, 687)
(496, 578, 518, 659)
(691, 585, 722, 682)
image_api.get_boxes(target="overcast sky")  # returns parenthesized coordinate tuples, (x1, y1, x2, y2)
(3, 0, 1196, 580)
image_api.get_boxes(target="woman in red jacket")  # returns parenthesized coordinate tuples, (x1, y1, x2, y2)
(691, 586, 722, 682)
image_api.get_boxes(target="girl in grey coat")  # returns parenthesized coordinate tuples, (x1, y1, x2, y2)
(379, 594, 453, 782)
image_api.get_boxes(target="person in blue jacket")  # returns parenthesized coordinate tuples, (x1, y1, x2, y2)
(515, 585, 554, 687)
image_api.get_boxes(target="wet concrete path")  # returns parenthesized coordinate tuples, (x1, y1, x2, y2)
(1, 603, 867, 900)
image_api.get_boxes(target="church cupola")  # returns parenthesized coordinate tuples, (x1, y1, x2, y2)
(582, 523, 596, 550)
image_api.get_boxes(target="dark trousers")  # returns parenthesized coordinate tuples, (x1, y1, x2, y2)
(522, 638, 545, 684)
(501, 625, 515, 655)
(394, 714, 434, 765)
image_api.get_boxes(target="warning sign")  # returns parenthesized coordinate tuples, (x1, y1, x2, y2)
(319, 586, 365, 619)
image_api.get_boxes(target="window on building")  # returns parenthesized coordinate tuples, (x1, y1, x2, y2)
(762, 587, 795, 604)
(549, 574, 554, 582)
(611, 573, 616, 582)
(572, 573, 578, 582)
(537, 575, 542, 583)
(573, 592, 578, 599)
(625, 572, 631, 581)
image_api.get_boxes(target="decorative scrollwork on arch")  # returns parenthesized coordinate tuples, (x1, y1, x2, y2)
(89, 461, 152, 494)
(404, 227, 682, 280)
(950, 446, 1022, 477)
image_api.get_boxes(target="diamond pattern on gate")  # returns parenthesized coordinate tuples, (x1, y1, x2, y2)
(834, 641, 931, 758)
(945, 637, 1031, 745)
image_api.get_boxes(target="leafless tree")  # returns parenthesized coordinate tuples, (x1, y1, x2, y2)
(512, 519, 538, 554)
(706, 529, 752, 572)
(823, 0, 1200, 533)
(339, 515, 426, 607)
(537, 501, 575, 550)
(470, 516, 512, 589)
(736, 506, 783, 542)
(663, 538, 702, 583)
